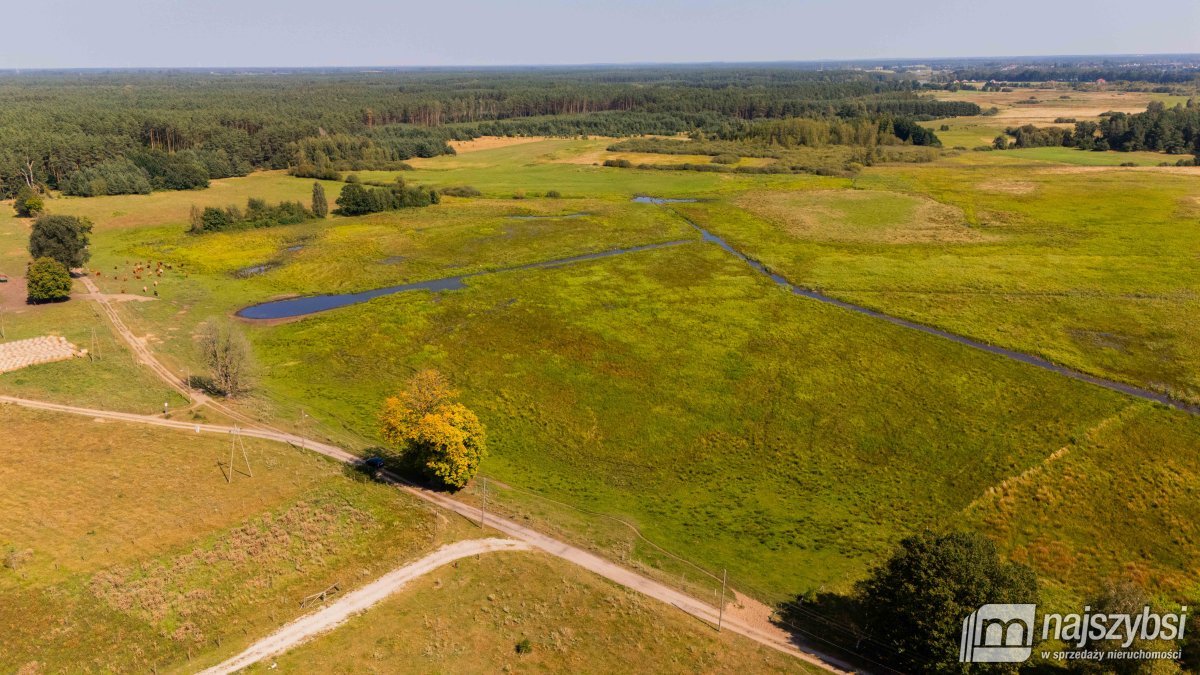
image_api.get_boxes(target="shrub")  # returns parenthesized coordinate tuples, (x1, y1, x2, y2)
(26, 257, 72, 303)
(603, 158, 632, 168)
(13, 186, 44, 217)
(545, 189, 562, 198)
(515, 639, 533, 655)
(189, 198, 314, 233)
(512, 190, 525, 200)
(711, 153, 739, 164)
(335, 181, 436, 216)
(439, 185, 481, 198)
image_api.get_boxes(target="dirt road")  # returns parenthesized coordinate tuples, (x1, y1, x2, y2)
(0, 394, 848, 672)
(198, 538, 530, 674)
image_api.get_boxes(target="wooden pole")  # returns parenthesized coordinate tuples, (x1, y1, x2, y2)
(718, 569, 727, 632)
(479, 477, 488, 528)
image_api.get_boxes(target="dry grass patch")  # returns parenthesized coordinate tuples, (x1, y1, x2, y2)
(446, 136, 556, 153)
(977, 180, 1038, 195)
(0, 405, 339, 585)
(245, 551, 820, 674)
(736, 189, 986, 244)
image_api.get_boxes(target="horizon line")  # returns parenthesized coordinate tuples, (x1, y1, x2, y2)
(2, 52, 1199, 73)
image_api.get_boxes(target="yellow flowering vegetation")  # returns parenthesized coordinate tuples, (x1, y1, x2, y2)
(379, 370, 487, 489)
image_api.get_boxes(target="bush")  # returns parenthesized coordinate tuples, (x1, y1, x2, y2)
(711, 153, 739, 164)
(603, 158, 633, 168)
(515, 639, 533, 655)
(545, 189, 562, 198)
(190, 198, 314, 233)
(334, 180, 436, 216)
(26, 257, 72, 303)
(13, 186, 44, 217)
(439, 185, 481, 198)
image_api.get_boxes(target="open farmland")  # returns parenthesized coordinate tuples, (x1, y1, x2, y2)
(2, 58, 1199, 672)
(0, 405, 464, 672)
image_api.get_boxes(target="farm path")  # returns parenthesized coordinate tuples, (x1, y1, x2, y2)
(0, 393, 848, 673)
(198, 538, 531, 674)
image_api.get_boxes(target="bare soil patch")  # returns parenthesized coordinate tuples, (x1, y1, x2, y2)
(0, 275, 28, 310)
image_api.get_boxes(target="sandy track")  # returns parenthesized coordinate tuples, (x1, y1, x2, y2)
(198, 538, 530, 674)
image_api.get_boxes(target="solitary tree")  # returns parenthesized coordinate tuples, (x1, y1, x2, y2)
(29, 214, 93, 269)
(379, 369, 487, 489)
(311, 182, 328, 218)
(197, 319, 252, 396)
(855, 531, 1038, 672)
(26, 257, 72, 303)
(13, 186, 44, 218)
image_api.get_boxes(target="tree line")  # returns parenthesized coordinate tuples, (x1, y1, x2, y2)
(0, 69, 978, 198)
(994, 100, 1200, 156)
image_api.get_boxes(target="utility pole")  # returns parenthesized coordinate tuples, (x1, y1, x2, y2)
(718, 569, 727, 632)
(479, 477, 488, 528)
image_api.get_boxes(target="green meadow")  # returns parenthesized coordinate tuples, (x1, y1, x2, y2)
(5, 134, 1200, 613)
(678, 154, 1200, 404)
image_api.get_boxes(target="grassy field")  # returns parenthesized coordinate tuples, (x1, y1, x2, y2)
(960, 402, 1200, 605)
(244, 551, 821, 674)
(3, 132, 1198, 635)
(0, 405, 469, 673)
(676, 155, 1200, 404)
(0, 296, 186, 414)
(250, 240, 1139, 598)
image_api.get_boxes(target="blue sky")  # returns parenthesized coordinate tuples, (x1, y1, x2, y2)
(5, 0, 1198, 68)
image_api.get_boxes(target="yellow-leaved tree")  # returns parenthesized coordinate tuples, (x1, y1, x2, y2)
(379, 369, 487, 490)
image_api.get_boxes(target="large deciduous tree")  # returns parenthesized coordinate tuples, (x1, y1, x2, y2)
(29, 214, 92, 269)
(855, 531, 1038, 672)
(197, 319, 253, 396)
(379, 369, 487, 490)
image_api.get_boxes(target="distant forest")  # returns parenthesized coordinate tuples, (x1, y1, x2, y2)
(0, 68, 980, 198)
